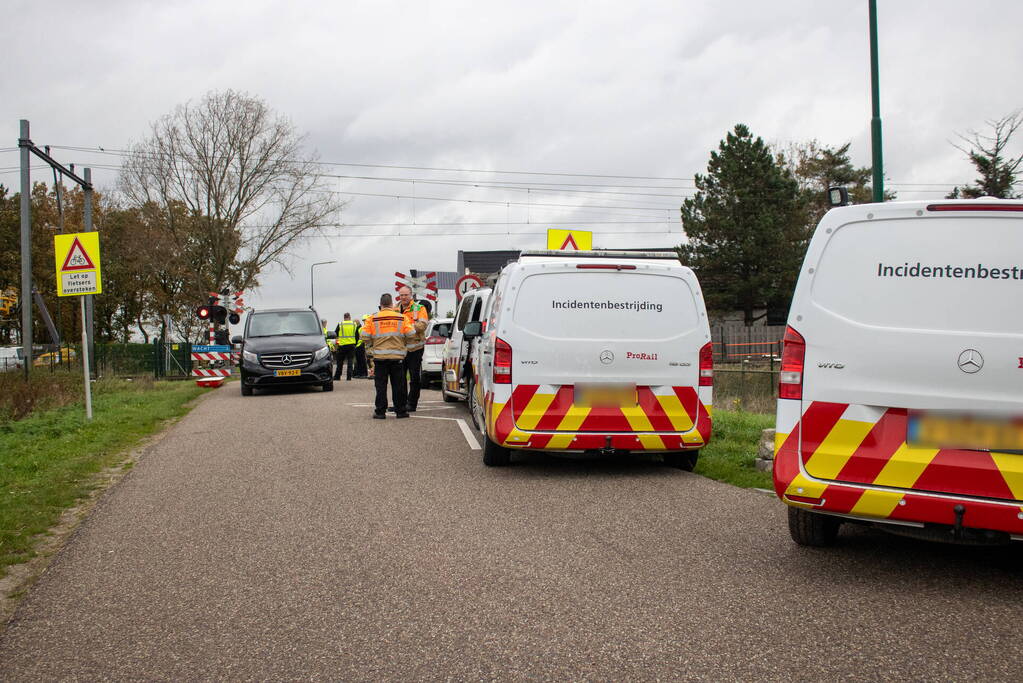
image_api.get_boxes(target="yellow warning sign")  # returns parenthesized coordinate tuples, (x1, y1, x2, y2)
(547, 228, 592, 251)
(54, 232, 102, 297)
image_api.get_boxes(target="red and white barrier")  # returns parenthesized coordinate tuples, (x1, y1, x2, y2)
(192, 368, 232, 377)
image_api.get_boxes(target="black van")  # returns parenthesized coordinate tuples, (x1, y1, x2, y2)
(234, 308, 335, 396)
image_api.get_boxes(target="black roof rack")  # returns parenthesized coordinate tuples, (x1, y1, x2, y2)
(519, 249, 678, 260)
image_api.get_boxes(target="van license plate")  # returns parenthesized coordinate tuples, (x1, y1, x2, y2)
(575, 383, 637, 407)
(907, 412, 1023, 451)
(274, 369, 301, 377)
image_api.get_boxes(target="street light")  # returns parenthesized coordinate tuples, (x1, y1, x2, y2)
(310, 260, 337, 309)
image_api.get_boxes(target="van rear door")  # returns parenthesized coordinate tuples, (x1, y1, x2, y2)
(504, 258, 708, 433)
(796, 204, 1023, 502)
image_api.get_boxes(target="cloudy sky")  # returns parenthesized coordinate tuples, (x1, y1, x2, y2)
(4, 0, 1022, 326)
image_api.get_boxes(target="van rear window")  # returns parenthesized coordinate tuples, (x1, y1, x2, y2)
(811, 216, 1023, 334)
(512, 271, 698, 340)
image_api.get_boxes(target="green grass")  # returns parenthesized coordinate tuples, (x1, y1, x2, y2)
(694, 408, 775, 489)
(0, 379, 204, 576)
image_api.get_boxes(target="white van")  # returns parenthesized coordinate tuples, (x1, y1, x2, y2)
(441, 288, 492, 403)
(465, 250, 713, 467)
(774, 199, 1023, 546)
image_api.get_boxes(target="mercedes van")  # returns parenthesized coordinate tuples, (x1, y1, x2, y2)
(441, 288, 492, 403)
(466, 250, 713, 467)
(774, 199, 1023, 546)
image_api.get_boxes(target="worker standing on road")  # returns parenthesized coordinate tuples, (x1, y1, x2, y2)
(354, 314, 368, 378)
(334, 313, 358, 381)
(362, 294, 414, 419)
(321, 318, 336, 373)
(397, 286, 429, 412)
(362, 313, 374, 379)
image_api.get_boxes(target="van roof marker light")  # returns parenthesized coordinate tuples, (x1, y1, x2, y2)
(926, 203, 1023, 212)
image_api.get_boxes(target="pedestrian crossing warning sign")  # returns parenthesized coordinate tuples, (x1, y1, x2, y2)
(547, 228, 592, 251)
(54, 232, 102, 296)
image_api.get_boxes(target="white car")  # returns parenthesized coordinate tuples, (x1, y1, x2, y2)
(0, 346, 24, 372)
(421, 317, 453, 387)
(441, 288, 491, 403)
(466, 250, 712, 468)
(773, 198, 1023, 547)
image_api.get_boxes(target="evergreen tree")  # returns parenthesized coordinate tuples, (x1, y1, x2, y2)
(947, 110, 1022, 199)
(678, 124, 805, 326)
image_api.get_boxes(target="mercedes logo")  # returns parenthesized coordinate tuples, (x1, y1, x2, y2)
(281, 355, 293, 365)
(957, 349, 983, 374)
(599, 350, 614, 365)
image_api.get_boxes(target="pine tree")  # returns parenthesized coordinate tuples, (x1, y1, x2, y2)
(947, 110, 1022, 199)
(678, 124, 805, 326)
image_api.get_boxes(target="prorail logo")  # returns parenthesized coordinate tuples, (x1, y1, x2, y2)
(626, 352, 658, 360)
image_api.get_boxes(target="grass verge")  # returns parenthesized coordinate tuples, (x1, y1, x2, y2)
(694, 408, 775, 489)
(0, 379, 204, 577)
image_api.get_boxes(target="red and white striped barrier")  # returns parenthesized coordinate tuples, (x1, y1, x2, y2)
(192, 368, 232, 377)
(191, 352, 234, 361)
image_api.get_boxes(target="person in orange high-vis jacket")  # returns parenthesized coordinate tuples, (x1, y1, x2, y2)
(397, 286, 430, 412)
(362, 293, 415, 419)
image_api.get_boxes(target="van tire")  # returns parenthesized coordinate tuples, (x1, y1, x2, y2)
(442, 386, 459, 403)
(322, 379, 334, 392)
(788, 507, 841, 547)
(483, 437, 510, 467)
(241, 382, 253, 397)
(466, 378, 482, 431)
(664, 451, 698, 471)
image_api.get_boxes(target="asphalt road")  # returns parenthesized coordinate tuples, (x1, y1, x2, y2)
(1, 379, 1022, 680)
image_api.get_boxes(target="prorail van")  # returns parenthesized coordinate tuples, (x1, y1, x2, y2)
(463, 250, 713, 468)
(774, 199, 1023, 546)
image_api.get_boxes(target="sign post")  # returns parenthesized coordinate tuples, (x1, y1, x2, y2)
(53, 232, 102, 419)
(455, 274, 484, 303)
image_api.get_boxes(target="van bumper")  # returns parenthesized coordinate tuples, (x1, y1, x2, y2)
(774, 444, 1023, 539)
(497, 431, 705, 452)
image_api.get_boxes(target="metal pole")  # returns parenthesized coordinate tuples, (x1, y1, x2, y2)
(19, 120, 32, 377)
(869, 0, 884, 202)
(310, 260, 337, 309)
(80, 296, 92, 420)
(83, 168, 96, 378)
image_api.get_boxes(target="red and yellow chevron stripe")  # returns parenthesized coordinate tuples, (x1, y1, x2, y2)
(774, 400, 1023, 534)
(485, 384, 710, 451)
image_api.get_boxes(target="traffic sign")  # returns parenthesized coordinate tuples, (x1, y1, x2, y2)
(455, 274, 484, 302)
(547, 228, 592, 251)
(54, 232, 102, 296)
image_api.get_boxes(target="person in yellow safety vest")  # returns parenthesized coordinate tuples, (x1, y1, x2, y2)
(333, 312, 359, 380)
(361, 313, 374, 378)
(354, 314, 369, 379)
(322, 319, 336, 351)
(362, 293, 415, 419)
(397, 286, 430, 412)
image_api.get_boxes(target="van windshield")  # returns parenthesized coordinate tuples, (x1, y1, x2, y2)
(811, 216, 1023, 334)
(247, 311, 321, 337)
(513, 270, 697, 340)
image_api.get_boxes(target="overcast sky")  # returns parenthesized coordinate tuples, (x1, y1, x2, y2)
(4, 0, 1022, 327)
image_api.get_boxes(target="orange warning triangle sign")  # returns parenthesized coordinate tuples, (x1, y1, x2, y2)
(61, 237, 96, 271)
(559, 234, 580, 250)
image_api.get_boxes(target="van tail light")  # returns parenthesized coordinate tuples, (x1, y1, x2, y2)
(494, 337, 512, 384)
(778, 326, 805, 400)
(699, 342, 713, 386)
(425, 335, 446, 345)
(575, 264, 637, 270)
(926, 203, 1023, 212)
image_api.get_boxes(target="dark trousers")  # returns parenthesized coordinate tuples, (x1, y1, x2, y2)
(374, 359, 408, 416)
(403, 348, 424, 410)
(334, 344, 355, 379)
(354, 345, 367, 377)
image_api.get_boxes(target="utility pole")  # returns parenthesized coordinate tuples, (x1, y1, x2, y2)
(19, 120, 32, 377)
(869, 0, 884, 202)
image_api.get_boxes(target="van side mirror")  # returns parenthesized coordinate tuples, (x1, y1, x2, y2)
(326, 331, 337, 339)
(463, 321, 482, 338)
(231, 335, 243, 344)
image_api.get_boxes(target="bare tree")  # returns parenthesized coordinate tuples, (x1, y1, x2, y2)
(119, 90, 340, 302)
(948, 110, 1023, 199)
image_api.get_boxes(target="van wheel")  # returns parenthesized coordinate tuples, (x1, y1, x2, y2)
(466, 379, 482, 431)
(788, 507, 841, 547)
(483, 437, 510, 467)
(241, 382, 253, 397)
(664, 451, 698, 471)
(442, 386, 459, 403)
(322, 379, 334, 392)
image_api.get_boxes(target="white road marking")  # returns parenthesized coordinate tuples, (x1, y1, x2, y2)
(411, 415, 481, 450)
